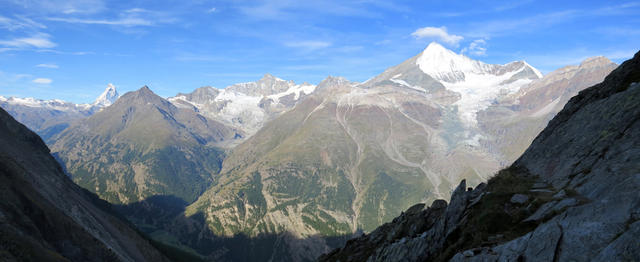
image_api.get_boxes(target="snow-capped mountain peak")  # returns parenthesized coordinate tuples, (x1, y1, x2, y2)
(412, 42, 544, 126)
(416, 42, 495, 83)
(93, 83, 119, 107)
(168, 74, 317, 138)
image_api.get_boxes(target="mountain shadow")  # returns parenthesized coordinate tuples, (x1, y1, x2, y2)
(0, 106, 170, 261)
(115, 195, 354, 261)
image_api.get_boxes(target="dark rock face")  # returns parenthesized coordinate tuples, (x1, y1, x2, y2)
(0, 107, 169, 261)
(319, 51, 640, 262)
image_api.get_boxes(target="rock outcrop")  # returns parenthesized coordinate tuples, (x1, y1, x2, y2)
(320, 51, 640, 261)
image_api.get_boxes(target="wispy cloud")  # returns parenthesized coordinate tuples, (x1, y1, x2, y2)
(47, 16, 153, 27)
(285, 40, 332, 50)
(433, 1, 534, 18)
(593, 26, 640, 36)
(46, 8, 177, 27)
(0, 15, 46, 31)
(464, 3, 639, 38)
(207, 7, 217, 13)
(461, 39, 487, 56)
(464, 10, 578, 38)
(235, 1, 389, 21)
(37, 49, 92, 55)
(6, 0, 106, 14)
(0, 33, 56, 48)
(493, 0, 535, 11)
(590, 1, 640, 16)
(411, 26, 463, 46)
(36, 63, 59, 68)
(174, 53, 236, 62)
(32, 78, 52, 84)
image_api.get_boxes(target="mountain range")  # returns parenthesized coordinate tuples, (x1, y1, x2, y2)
(0, 83, 119, 142)
(168, 73, 316, 140)
(0, 42, 623, 261)
(183, 42, 615, 239)
(320, 49, 640, 262)
(50, 86, 241, 204)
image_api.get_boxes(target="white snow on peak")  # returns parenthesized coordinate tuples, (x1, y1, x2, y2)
(416, 42, 542, 126)
(93, 83, 120, 107)
(266, 84, 316, 103)
(389, 78, 424, 92)
(0, 95, 94, 112)
(442, 65, 533, 126)
(167, 75, 317, 135)
(524, 61, 543, 78)
(416, 42, 496, 83)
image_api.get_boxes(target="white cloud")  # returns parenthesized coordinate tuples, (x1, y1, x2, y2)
(411, 26, 463, 46)
(32, 78, 52, 84)
(37, 49, 92, 55)
(47, 17, 153, 27)
(207, 7, 217, 13)
(46, 8, 176, 28)
(461, 39, 487, 56)
(36, 63, 59, 68)
(0, 15, 46, 31)
(0, 33, 56, 48)
(7, 0, 106, 14)
(124, 8, 148, 13)
(285, 41, 332, 50)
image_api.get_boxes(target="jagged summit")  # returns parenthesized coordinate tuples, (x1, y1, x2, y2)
(317, 75, 352, 88)
(106, 85, 172, 110)
(260, 73, 285, 82)
(417, 42, 489, 82)
(580, 56, 613, 68)
(419, 42, 462, 65)
(167, 74, 316, 138)
(93, 83, 119, 107)
(417, 42, 543, 82)
(129, 85, 154, 98)
(410, 42, 544, 125)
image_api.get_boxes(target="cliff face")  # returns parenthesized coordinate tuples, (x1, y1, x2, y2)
(319, 51, 640, 262)
(0, 107, 169, 262)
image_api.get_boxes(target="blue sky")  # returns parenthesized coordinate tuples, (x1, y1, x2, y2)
(1, 0, 638, 103)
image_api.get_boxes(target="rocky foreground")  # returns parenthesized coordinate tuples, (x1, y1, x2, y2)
(319, 51, 640, 261)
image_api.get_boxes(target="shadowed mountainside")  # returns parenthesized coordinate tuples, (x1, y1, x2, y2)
(0, 107, 169, 262)
(114, 195, 352, 262)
